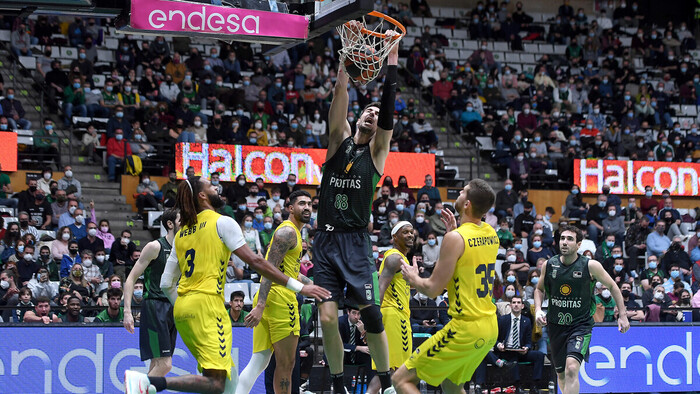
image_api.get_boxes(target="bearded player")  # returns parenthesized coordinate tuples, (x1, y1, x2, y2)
(315, 25, 402, 394)
(236, 190, 316, 394)
(125, 177, 330, 394)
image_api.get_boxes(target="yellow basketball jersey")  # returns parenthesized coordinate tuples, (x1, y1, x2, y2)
(379, 248, 411, 313)
(175, 210, 232, 298)
(449, 222, 499, 320)
(255, 220, 302, 303)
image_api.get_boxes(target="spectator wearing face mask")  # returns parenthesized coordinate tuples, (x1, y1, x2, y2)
(67, 207, 88, 241)
(60, 241, 82, 279)
(410, 292, 440, 334)
(78, 221, 104, 256)
(106, 128, 132, 182)
(646, 220, 671, 257)
(92, 249, 113, 284)
(134, 172, 161, 221)
(645, 284, 678, 322)
(378, 211, 399, 247)
(109, 230, 136, 281)
(662, 264, 691, 293)
(96, 220, 115, 252)
(526, 234, 553, 269)
(427, 202, 447, 236)
(100, 275, 124, 306)
(15, 243, 38, 285)
(602, 205, 625, 245)
(421, 232, 440, 274)
(411, 211, 432, 246)
(585, 194, 608, 243)
(594, 284, 616, 322)
(51, 227, 73, 261)
(524, 270, 540, 300)
(80, 249, 103, 289)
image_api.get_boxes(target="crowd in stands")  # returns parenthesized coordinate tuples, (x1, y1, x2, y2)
(1, 3, 700, 390)
(399, 0, 700, 187)
(2, 8, 445, 179)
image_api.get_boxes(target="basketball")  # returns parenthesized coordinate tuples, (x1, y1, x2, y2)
(344, 45, 381, 84)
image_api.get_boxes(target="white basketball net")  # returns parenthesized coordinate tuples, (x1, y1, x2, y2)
(336, 14, 403, 85)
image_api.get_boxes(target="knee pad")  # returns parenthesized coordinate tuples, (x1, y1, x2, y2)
(360, 305, 384, 333)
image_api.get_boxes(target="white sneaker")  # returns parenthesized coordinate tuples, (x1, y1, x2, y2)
(382, 387, 396, 394)
(124, 370, 156, 394)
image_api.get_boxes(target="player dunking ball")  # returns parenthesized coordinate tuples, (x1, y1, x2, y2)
(367, 221, 414, 394)
(534, 225, 629, 394)
(315, 25, 402, 394)
(124, 177, 330, 394)
(236, 190, 316, 394)
(123, 208, 180, 377)
(394, 180, 500, 394)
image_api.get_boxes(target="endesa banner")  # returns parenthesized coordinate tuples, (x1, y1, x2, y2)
(175, 143, 436, 188)
(580, 325, 700, 393)
(125, 0, 309, 41)
(574, 159, 700, 196)
(0, 326, 263, 393)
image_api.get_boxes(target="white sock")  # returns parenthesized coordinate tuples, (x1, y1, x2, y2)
(235, 349, 272, 394)
(224, 369, 239, 394)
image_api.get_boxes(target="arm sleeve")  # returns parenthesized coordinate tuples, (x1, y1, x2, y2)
(160, 237, 181, 304)
(377, 65, 397, 131)
(217, 215, 247, 252)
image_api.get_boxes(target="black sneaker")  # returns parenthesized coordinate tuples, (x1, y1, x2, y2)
(502, 360, 518, 370)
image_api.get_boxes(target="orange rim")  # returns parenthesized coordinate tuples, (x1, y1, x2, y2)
(347, 11, 406, 40)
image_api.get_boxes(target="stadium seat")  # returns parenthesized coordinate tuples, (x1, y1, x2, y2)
(3, 217, 18, 229)
(250, 283, 261, 303)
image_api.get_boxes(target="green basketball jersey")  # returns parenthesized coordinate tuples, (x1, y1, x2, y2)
(544, 254, 595, 326)
(143, 237, 171, 301)
(317, 137, 381, 232)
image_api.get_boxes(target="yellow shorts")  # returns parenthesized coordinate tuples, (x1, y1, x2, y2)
(252, 291, 300, 353)
(372, 307, 411, 370)
(174, 292, 233, 378)
(404, 317, 497, 387)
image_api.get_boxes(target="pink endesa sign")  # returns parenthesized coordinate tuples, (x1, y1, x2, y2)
(129, 0, 309, 40)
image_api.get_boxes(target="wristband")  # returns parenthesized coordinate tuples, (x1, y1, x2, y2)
(286, 277, 304, 293)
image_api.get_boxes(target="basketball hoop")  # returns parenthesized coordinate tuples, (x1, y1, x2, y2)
(337, 11, 406, 85)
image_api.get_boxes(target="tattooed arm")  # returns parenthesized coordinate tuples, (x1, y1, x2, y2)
(377, 253, 403, 305)
(298, 273, 313, 285)
(244, 226, 297, 328)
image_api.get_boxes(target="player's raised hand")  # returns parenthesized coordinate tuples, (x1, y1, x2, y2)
(441, 208, 457, 233)
(300, 284, 332, 301)
(244, 305, 263, 328)
(401, 262, 420, 285)
(384, 30, 402, 56)
(123, 311, 135, 334)
(618, 314, 630, 333)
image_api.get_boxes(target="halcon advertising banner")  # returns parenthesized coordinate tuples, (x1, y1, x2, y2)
(0, 326, 262, 393)
(574, 159, 700, 196)
(0, 132, 18, 171)
(175, 143, 436, 188)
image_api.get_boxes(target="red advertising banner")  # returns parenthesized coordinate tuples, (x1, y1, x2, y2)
(175, 143, 435, 188)
(0, 133, 18, 172)
(574, 159, 700, 196)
